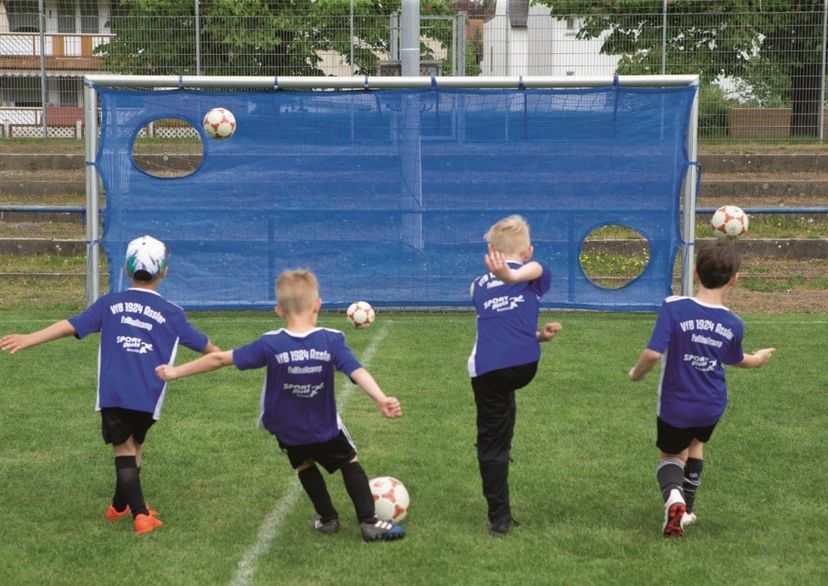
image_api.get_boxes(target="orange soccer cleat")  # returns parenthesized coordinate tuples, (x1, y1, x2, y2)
(107, 503, 159, 521)
(133, 512, 164, 534)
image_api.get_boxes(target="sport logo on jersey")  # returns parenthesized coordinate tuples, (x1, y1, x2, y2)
(483, 294, 525, 312)
(115, 335, 154, 354)
(282, 381, 325, 398)
(682, 353, 717, 372)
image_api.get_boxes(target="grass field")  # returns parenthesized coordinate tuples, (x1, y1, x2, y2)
(1, 307, 826, 585)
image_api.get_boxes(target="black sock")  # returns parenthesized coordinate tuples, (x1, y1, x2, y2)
(112, 462, 127, 511)
(340, 461, 376, 524)
(112, 464, 142, 512)
(298, 465, 338, 522)
(656, 458, 685, 501)
(115, 456, 148, 518)
(683, 458, 703, 513)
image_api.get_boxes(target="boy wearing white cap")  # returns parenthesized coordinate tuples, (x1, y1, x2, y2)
(1, 235, 219, 534)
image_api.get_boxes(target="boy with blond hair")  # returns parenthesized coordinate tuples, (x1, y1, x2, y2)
(156, 269, 406, 542)
(1, 235, 219, 534)
(468, 215, 562, 535)
(629, 240, 775, 537)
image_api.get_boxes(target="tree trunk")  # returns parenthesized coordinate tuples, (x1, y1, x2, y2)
(790, 61, 822, 137)
(789, 2, 824, 137)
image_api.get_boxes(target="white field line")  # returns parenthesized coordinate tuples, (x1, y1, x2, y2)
(228, 323, 390, 586)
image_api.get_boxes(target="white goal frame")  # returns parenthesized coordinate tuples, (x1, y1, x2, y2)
(83, 74, 699, 306)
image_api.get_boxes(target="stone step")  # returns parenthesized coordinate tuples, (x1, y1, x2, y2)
(1, 180, 826, 202)
(700, 178, 828, 198)
(698, 153, 828, 173)
(2, 237, 825, 259)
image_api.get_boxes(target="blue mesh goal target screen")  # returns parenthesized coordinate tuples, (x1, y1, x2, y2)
(96, 85, 696, 310)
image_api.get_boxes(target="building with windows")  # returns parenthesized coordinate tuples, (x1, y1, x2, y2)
(481, 0, 618, 77)
(0, 0, 112, 135)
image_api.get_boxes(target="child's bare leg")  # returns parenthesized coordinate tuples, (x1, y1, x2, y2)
(683, 440, 705, 515)
(297, 459, 339, 524)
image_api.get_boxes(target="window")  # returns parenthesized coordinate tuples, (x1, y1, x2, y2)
(8, 0, 39, 32)
(80, 1, 99, 33)
(57, 3, 76, 33)
(57, 79, 80, 106)
(566, 17, 577, 31)
(4, 83, 42, 107)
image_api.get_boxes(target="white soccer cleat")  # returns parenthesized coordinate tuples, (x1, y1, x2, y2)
(662, 488, 686, 537)
(681, 512, 697, 527)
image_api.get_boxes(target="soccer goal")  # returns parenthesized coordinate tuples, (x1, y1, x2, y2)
(83, 74, 699, 311)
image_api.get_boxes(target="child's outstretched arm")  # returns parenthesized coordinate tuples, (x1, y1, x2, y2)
(736, 347, 776, 368)
(0, 320, 76, 354)
(628, 349, 662, 381)
(350, 368, 402, 419)
(156, 350, 234, 381)
(485, 248, 543, 283)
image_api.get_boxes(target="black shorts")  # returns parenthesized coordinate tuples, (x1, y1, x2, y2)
(100, 407, 156, 446)
(656, 417, 717, 454)
(278, 430, 357, 473)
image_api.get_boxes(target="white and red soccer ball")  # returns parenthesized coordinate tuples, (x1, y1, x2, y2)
(202, 107, 236, 140)
(711, 205, 748, 239)
(347, 301, 375, 329)
(370, 476, 409, 523)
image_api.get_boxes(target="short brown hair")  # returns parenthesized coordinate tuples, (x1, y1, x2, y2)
(484, 215, 531, 256)
(695, 240, 741, 289)
(275, 269, 319, 315)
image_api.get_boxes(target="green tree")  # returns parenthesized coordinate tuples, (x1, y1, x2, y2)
(98, 0, 456, 77)
(538, 0, 826, 137)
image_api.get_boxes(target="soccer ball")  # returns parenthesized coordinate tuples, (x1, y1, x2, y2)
(202, 107, 236, 140)
(710, 205, 748, 239)
(370, 476, 409, 523)
(346, 301, 375, 329)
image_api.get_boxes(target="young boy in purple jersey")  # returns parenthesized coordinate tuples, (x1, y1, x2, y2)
(628, 239, 775, 537)
(155, 269, 406, 542)
(0, 235, 219, 534)
(468, 215, 562, 536)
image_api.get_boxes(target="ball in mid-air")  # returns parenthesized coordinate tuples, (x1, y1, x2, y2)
(369, 476, 409, 523)
(202, 107, 236, 140)
(711, 205, 748, 239)
(347, 301, 375, 329)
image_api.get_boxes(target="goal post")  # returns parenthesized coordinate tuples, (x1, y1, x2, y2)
(83, 74, 699, 310)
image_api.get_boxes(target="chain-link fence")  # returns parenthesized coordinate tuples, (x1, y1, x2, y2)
(2, 1, 828, 141)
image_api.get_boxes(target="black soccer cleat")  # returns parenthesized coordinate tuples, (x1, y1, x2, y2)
(311, 517, 340, 535)
(360, 519, 406, 542)
(490, 518, 519, 537)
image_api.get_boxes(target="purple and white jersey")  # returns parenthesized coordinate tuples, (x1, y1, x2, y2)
(68, 288, 209, 419)
(232, 327, 362, 446)
(647, 296, 745, 428)
(468, 261, 552, 377)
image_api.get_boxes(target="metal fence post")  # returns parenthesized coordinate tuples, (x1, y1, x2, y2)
(195, 0, 202, 75)
(38, 0, 47, 138)
(819, 0, 827, 142)
(457, 13, 466, 77)
(350, 0, 355, 74)
(401, 0, 419, 76)
(661, 0, 668, 75)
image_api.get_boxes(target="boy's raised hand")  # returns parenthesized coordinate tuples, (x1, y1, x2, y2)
(379, 396, 402, 419)
(485, 247, 512, 281)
